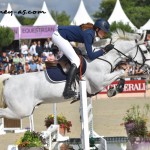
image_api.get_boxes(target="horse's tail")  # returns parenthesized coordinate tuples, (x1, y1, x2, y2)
(0, 74, 11, 108)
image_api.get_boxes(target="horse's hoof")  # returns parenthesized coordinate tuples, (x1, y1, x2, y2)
(107, 87, 117, 97)
(70, 99, 79, 104)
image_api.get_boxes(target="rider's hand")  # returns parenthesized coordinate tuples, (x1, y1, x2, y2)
(104, 44, 114, 53)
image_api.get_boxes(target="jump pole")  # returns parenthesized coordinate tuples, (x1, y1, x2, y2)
(80, 80, 90, 150)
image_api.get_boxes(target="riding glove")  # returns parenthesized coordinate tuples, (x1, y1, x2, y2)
(104, 44, 114, 53)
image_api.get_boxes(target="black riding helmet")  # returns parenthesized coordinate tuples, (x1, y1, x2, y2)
(94, 18, 110, 33)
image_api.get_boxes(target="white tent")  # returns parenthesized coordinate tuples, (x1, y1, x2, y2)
(34, 1, 56, 26)
(140, 19, 150, 30)
(71, 0, 94, 25)
(108, 0, 137, 30)
(0, 3, 21, 27)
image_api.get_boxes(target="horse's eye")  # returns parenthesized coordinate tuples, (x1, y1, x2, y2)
(143, 51, 147, 54)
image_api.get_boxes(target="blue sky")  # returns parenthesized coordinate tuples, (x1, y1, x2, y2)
(0, 0, 102, 21)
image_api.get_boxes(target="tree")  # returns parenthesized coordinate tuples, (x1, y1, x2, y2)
(93, 0, 150, 29)
(0, 26, 14, 51)
(110, 21, 134, 33)
(16, 16, 37, 25)
(93, 0, 115, 21)
(51, 10, 70, 25)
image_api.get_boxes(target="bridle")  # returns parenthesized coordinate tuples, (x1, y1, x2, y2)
(112, 40, 150, 70)
(96, 39, 150, 73)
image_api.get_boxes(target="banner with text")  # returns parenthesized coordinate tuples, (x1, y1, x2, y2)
(100, 80, 146, 94)
(20, 25, 57, 39)
(11, 27, 19, 40)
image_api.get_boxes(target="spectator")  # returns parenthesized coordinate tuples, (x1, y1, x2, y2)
(43, 41, 50, 52)
(9, 62, 17, 75)
(46, 52, 56, 62)
(18, 69, 24, 74)
(19, 53, 26, 66)
(0, 53, 2, 63)
(2, 52, 9, 73)
(146, 34, 150, 51)
(134, 66, 144, 75)
(47, 38, 53, 49)
(25, 53, 33, 64)
(8, 49, 15, 63)
(29, 41, 37, 55)
(41, 52, 47, 62)
(29, 60, 37, 72)
(17, 62, 24, 74)
(128, 61, 136, 75)
(0, 62, 4, 75)
(37, 60, 44, 72)
(36, 41, 43, 57)
(13, 53, 20, 68)
(51, 45, 59, 56)
(25, 62, 30, 73)
(32, 53, 39, 63)
(8, 49, 15, 57)
(20, 42, 28, 57)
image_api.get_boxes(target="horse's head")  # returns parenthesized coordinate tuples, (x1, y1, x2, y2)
(111, 29, 150, 73)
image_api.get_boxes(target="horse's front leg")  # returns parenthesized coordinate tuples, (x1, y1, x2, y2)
(103, 69, 126, 85)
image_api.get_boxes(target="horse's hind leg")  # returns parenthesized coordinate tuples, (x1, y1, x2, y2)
(0, 108, 20, 119)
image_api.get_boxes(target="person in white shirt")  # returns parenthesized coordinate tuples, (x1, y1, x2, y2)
(47, 38, 53, 49)
(19, 53, 26, 66)
(25, 53, 33, 64)
(37, 60, 44, 72)
(29, 41, 37, 55)
(20, 42, 28, 57)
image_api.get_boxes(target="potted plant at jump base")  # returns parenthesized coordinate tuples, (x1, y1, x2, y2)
(44, 114, 72, 136)
(16, 130, 46, 150)
(122, 106, 136, 136)
(44, 114, 72, 149)
(122, 104, 150, 150)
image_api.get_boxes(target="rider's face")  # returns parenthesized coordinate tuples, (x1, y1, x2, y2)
(97, 29, 107, 38)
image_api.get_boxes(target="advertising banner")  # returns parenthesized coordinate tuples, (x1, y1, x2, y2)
(20, 25, 56, 39)
(100, 80, 146, 94)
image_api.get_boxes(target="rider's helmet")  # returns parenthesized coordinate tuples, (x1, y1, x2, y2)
(94, 18, 110, 33)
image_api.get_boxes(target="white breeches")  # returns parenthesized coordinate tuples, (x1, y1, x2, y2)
(52, 31, 80, 68)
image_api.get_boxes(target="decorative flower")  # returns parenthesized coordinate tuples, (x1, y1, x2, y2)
(16, 131, 45, 148)
(122, 104, 150, 138)
(44, 114, 72, 133)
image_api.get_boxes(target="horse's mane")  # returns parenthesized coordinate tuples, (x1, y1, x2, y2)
(111, 29, 141, 43)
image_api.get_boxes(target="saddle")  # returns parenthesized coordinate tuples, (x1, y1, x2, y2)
(45, 47, 87, 82)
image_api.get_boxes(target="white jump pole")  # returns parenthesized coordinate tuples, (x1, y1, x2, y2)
(29, 114, 34, 131)
(80, 80, 90, 150)
(88, 98, 94, 138)
(53, 103, 57, 125)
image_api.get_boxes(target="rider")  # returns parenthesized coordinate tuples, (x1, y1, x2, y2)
(52, 18, 113, 99)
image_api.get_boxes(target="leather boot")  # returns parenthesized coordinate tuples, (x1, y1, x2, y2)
(63, 63, 77, 99)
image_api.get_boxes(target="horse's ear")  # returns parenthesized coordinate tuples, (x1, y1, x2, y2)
(138, 30, 147, 44)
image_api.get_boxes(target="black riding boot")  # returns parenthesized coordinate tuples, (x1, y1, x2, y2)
(63, 63, 77, 99)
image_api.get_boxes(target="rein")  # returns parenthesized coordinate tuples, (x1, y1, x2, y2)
(111, 40, 150, 70)
(97, 58, 113, 72)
